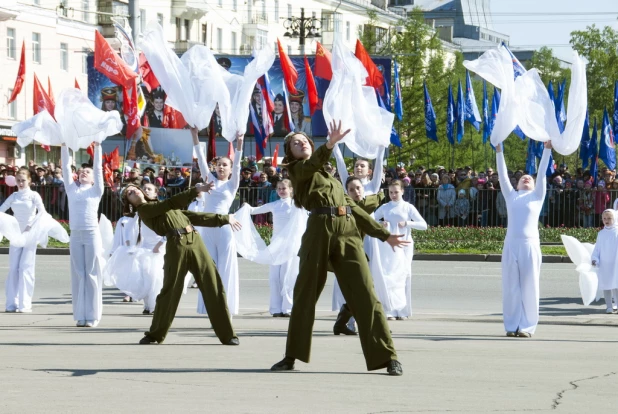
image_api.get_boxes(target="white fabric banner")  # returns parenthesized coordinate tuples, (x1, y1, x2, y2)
(561, 235, 598, 306)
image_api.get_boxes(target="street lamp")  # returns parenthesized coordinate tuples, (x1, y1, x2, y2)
(282, 7, 321, 55)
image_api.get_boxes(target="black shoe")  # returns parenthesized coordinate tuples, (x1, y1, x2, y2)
(142, 310, 151, 315)
(139, 336, 158, 345)
(333, 323, 357, 335)
(225, 337, 240, 346)
(281, 313, 291, 317)
(271, 357, 295, 371)
(386, 360, 403, 376)
(272, 313, 284, 317)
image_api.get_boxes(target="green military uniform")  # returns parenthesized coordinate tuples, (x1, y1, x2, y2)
(356, 192, 385, 237)
(137, 187, 236, 344)
(286, 144, 397, 371)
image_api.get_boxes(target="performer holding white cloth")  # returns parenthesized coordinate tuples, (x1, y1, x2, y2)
(496, 140, 552, 338)
(591, 210, 618, 314)
(62, 142, 105, 327)
(1, 170, 45, 313)
(190, 127, 243, 316)
(373, 180, 427, 319)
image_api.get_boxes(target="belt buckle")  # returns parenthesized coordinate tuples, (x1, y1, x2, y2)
(185, 225, 193, 233)
(337, 206, 346, 216)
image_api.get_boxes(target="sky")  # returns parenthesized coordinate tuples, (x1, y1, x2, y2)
(490, 0, 618, 62)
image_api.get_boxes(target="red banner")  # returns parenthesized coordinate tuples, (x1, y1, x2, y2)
(8, 40, 25, 104)
(94, 30, 137, 90)
(277, 38, 298, 94)
(33, 73, 55, 119)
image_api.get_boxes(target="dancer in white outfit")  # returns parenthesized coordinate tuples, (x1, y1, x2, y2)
(110, 210, 138, 302)
(191, 127, 243, 316)
(496, 141, 552, 338)
(373, 180, 427, 319)
(591, 210, 618, 314)
(245, 179, 299, 317)
(62, 142, 105, 327)
(1, 170, 45, 313)
(332, 144, 385, 330)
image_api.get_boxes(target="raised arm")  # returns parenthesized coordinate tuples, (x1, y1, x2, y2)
(333, 144, 349, 190)
(61, 145, 74, 189)
(93, 143, 104, 197)
(535, 144, 552, 200)
(247, 202, 275, 215)
(405, 203, 428, 231)
(192, 127, 216, 183)
(229, 134, 244, 194)
(181, 211, 230, 228)
(289, 144, 333, 182)
(495, 144, 514, 199)
(137, 187, 200, 219)
(367, 146, 385, 196)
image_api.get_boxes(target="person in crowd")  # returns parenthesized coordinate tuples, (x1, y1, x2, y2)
(562, 180, 578, 227)
(548, 176, 564, 227)
(289, 91, 312, 136)
(578, 181, 594, 228)
(453, 189, 470, 227)
(594, 180, 610, 227)
(402, 177, 415, 204)
(437, 175, 456, 226)
(591, 209, 618, 314)
(166, 169, 187, 190)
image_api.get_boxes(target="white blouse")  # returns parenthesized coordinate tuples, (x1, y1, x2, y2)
(374, 199, 427, 240)
(248, 197, 294, 238)
(0, 188, 45, 232)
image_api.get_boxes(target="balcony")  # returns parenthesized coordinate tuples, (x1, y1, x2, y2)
(174, 40, 204, 53)
(172, 0, 207, 19)
(243, 13, 269, 38)
(0, 0, 19, 21)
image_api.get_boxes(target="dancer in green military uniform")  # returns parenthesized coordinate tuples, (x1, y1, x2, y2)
(122, 183, 241, 345)
(271, 121, 409, 376)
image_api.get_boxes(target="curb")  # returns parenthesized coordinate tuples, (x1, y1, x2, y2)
(0, 248, 573, 263)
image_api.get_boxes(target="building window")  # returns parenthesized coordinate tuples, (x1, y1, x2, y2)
(32, 32, 41, 64)
(176, 17, 181, 41)
(287, 4, 292, 18)
(256, 29, 267, 50)
(60, 43, 68, 71)
(82, 47, 88, 74)
(322, 11, 341, 32)
(6, 28, 16, 59)
(231, 32, 237, 54)
(346, 21, 350, 41)
(81, 0, 89, 23)
(157, 13, 164, 28)
(218, 0, 222, 6)
(201, 24, 207, 44)
(8, 89, 16, 118)
(185, 19, 191, 41)
(287, 45, 291, 55)
(217, 28, 223, 51)
(232, 0, 237, 11)
(140, 9, 146, 34)
(275, 0, 279, 20)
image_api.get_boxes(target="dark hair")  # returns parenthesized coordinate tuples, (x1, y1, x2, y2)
(355, 158, 373, 170)
(345, 176, 362, 190)
(282, 132, 315, 208)
(389, 179, 403, 189)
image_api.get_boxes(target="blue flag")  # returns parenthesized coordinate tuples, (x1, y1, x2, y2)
(555, 79, 567, 134)
(526, 138, 537, 175)
(456, 80, 465, 143)
(502, 42, 526, 79)
(446, 84, 455, 146)
(464, 70, 481, 131)
(547, 80, 555, 102)
(394, 59, 403, 122)
(613, 80, 618, 140)
(600, 108, 616, 170)
(482, 81, 489, 144)
(376, 92, 402, 147)
(580, 109, 591, 169)
(423, 81, 438, 142)
(590, 118, 598, 184)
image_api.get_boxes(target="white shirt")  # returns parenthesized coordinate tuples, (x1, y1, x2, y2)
(497, 149, 550, 240)
(333, 144, 384, 196)
(374, 199, 427, 241)
(248, 197, 294, 238)
(192, 143, 242, 214)
(591, 225, 618, 290)
(111, 216, 138, 253)
(62, 145, 104, 230)
(139, 217, 164, 250)
(0, 188, 45, 232)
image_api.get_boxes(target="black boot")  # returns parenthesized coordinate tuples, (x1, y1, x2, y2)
(333, 304, 357, 336)
(271, 356, 295, 371)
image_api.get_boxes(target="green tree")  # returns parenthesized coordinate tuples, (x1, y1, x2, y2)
(526, 46, 571, 86)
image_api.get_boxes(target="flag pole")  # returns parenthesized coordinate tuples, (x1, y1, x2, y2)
(484, 142, 487, 171)
(470, 129, 475, 171)
(426, 140, 429, 169)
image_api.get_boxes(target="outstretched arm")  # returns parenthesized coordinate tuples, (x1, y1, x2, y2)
(61, 145, 74, 189)
(230, 133, 244, 194)
(367, 146, 385, 196)
(495, 143, 514, 199)
(403, 203, 428, 231)
(535, 141, 552, 200)
(137, 187, 200, 219)
(333, 144, 349, 191)
(181, 211, 230, 228)
(191, 127, 216, 183)
(93, 143, 104, 197)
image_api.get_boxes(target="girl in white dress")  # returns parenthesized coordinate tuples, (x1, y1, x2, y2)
(373, 179, 428, 320)
(62, 142, 105, 328)
(191, 127, 243, 316)
(245, 179, 299, 317)
(109, 207, 138, 303)
(1, 170, 45, 313)
(591, 209, 618, 314)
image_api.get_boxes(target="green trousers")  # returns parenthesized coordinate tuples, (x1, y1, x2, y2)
(286, 214, 398, 370)
(145, 231, 236, 343)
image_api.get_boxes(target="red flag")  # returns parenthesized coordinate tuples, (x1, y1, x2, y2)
(109, 146, 120, 170)
(314, 42, 332, 81)
(277, 38, 298, 94)
(75, 78, 81, 90)
(272, 143, 279, 168)
(86, 142, 95, 159)
(255, 143, 263, 161)
(138, 53, 160, 92)
(123, 84, 141, 139)
(304, 56, 318, 116)
(47, 76, 55, 106)
(207, 115, 216, 162)
(227, 142, 235, 162)
(162, 106, 187, 129)
(94, 30, 138, 89)
(354, 40, 384, 89)
(33, 73, 55, 119)
(8, 40, 25, 104)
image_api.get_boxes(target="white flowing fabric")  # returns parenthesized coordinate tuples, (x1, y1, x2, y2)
(0, 212, 67, 248)
(322, 38, 393, 159)
(233, 204, 307, 266)
(139, 22, 274, 137)
(12, 89, 122, 151)
(561, 235, 598, 306)
(0, 212, 28, 245)
(98, 214, 114, 258)
(105, 246, 147, 298)
(463, 45, 587, 155)
(369, 223, 408, 312)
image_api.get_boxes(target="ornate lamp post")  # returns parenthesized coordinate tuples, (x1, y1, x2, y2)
(282, 8, 321, 55)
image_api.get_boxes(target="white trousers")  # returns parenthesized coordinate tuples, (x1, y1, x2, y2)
(501, 238, 541, 334)
(196, 226, 239, 315)
(269, 258, 298, 315)
(603, 289, 618, 310)
(70, 229, 103, 322)
(5, 244, 37, 311)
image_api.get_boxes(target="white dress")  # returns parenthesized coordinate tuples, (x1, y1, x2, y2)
(138, 219, 166, 312)
(373, 199, 427, 317)
(497, 148, 550, 334)
(62, 145, 105, 324)
(191, 143, 242, 315)
(248, 197, 300, 315)
(591, 226, 618, 290)
(0, 188, 45, 312)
